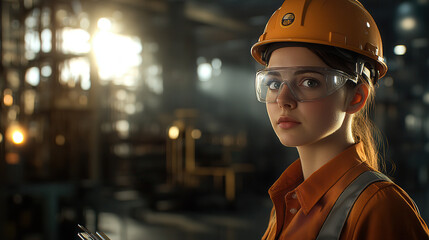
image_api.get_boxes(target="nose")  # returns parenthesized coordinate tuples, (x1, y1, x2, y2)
(276, 83, 297, 109)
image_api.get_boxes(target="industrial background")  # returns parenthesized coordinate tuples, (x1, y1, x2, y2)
(0, 0, 428, 239)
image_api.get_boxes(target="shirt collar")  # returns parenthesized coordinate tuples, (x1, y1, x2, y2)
(268, 142, 366, 214)
(268, 159, 303, 198)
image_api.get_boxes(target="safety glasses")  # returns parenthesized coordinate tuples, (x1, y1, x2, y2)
(255, 66, 358, 103)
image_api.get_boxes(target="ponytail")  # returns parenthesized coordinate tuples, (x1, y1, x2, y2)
(351, 80, 385, 172)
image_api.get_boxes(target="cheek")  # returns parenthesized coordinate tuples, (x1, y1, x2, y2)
(266, 104, 277, 123)
(302, 100, 345, 127)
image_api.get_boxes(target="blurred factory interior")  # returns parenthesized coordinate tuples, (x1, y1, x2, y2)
(0, 0, 428, 239)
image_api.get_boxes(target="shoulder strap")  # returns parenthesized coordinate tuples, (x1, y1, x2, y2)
(315, 171, 391, 240)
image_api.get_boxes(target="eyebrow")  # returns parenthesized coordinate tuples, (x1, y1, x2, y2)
(293, 69, 324, 76)
(265, 71, 282, 77)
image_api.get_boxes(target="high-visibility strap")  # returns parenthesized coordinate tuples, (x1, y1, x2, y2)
(315, 171, 391, 240)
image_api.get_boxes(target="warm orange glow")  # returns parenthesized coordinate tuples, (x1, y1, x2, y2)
(12, 130, 24, 144)
(3, 94, 13, 106)
(7, 124, 26, 145)
(168, 126, 180, 140)
(6, 153, 20, 164)
(55, 135, 66, 146)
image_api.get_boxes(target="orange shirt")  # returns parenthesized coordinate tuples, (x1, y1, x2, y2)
(262, 143, 429, 240)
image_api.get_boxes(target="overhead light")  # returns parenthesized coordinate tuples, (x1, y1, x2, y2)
(197, 63, 212, 81)
(168, 126, 180, 140)
(7, 124, 26, 145)
(3, 93, 13, 107)
(97, 18, 112, 31)
(400, 17, 417, 31)
(25, 67, 40, 86)
(394, 45, 407, 55)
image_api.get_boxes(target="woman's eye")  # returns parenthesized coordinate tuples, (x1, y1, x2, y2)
(267, 80, 282, 90)
(301, 78, 320, 88)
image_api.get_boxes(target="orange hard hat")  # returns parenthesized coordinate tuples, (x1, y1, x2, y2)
(251, 0, 388, 79)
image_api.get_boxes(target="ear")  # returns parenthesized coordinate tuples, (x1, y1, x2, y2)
(346, 84, 369, 114)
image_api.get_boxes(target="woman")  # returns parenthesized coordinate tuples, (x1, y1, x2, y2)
(250, 0, 429, 239)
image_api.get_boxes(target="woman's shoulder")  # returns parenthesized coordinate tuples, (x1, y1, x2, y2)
(360, 180, 414, 204)
(348, 180, 421, 224)
(341, 180, 429, 240)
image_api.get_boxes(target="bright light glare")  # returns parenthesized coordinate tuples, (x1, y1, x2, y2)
(116, 120, 130, 132)
(198, 63, 212, 81)
(25, 15, 37, 28)
(25, 67, 40, 86)
(7, 124, 25, 141)
(93, 32, 142, 85)
(394, 45, 407, 55)
(60, 57, 90, 89)
(12, 130, 24, 144)
(81, 78, 91, 90)
(41, 65, 52, 77)
(60, 28, 91, 54)
(25, 30, 40, 59)
(97, 18, 112, 31)
(169, 126, 180, 139)
(41, 29, 52, 52)
(400, 17, 416, 31)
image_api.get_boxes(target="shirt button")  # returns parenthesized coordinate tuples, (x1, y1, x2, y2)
(291, 193, 297, 199)
(289, 208, 297, 214)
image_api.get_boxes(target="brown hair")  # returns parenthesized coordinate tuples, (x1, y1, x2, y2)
(309, 44, 386, 172)
(265, 42, 386, 171)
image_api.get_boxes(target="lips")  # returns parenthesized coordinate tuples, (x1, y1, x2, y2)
(277, 116, 301, 129)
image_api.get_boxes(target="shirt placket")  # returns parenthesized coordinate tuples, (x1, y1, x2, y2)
(282, 191, 301, 231)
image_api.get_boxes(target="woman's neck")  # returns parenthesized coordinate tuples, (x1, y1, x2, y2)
(297, 130, 355, 180)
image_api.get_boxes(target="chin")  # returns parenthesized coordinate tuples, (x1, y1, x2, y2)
(274, 128, 306, 147)
(277, 136, 303, 147)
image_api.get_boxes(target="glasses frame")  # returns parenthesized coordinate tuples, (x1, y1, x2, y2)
(255, 66, 358, 103)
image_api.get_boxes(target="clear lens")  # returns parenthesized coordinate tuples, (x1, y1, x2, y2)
(255, 67, 356, 103)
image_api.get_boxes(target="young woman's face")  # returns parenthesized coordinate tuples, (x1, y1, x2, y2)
(266, 47, 350, 147)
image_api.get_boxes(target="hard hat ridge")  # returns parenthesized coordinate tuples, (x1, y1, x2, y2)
(251, 0, 388, 79)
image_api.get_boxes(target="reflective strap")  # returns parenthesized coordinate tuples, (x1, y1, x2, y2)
(316, 171, 391, 240)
